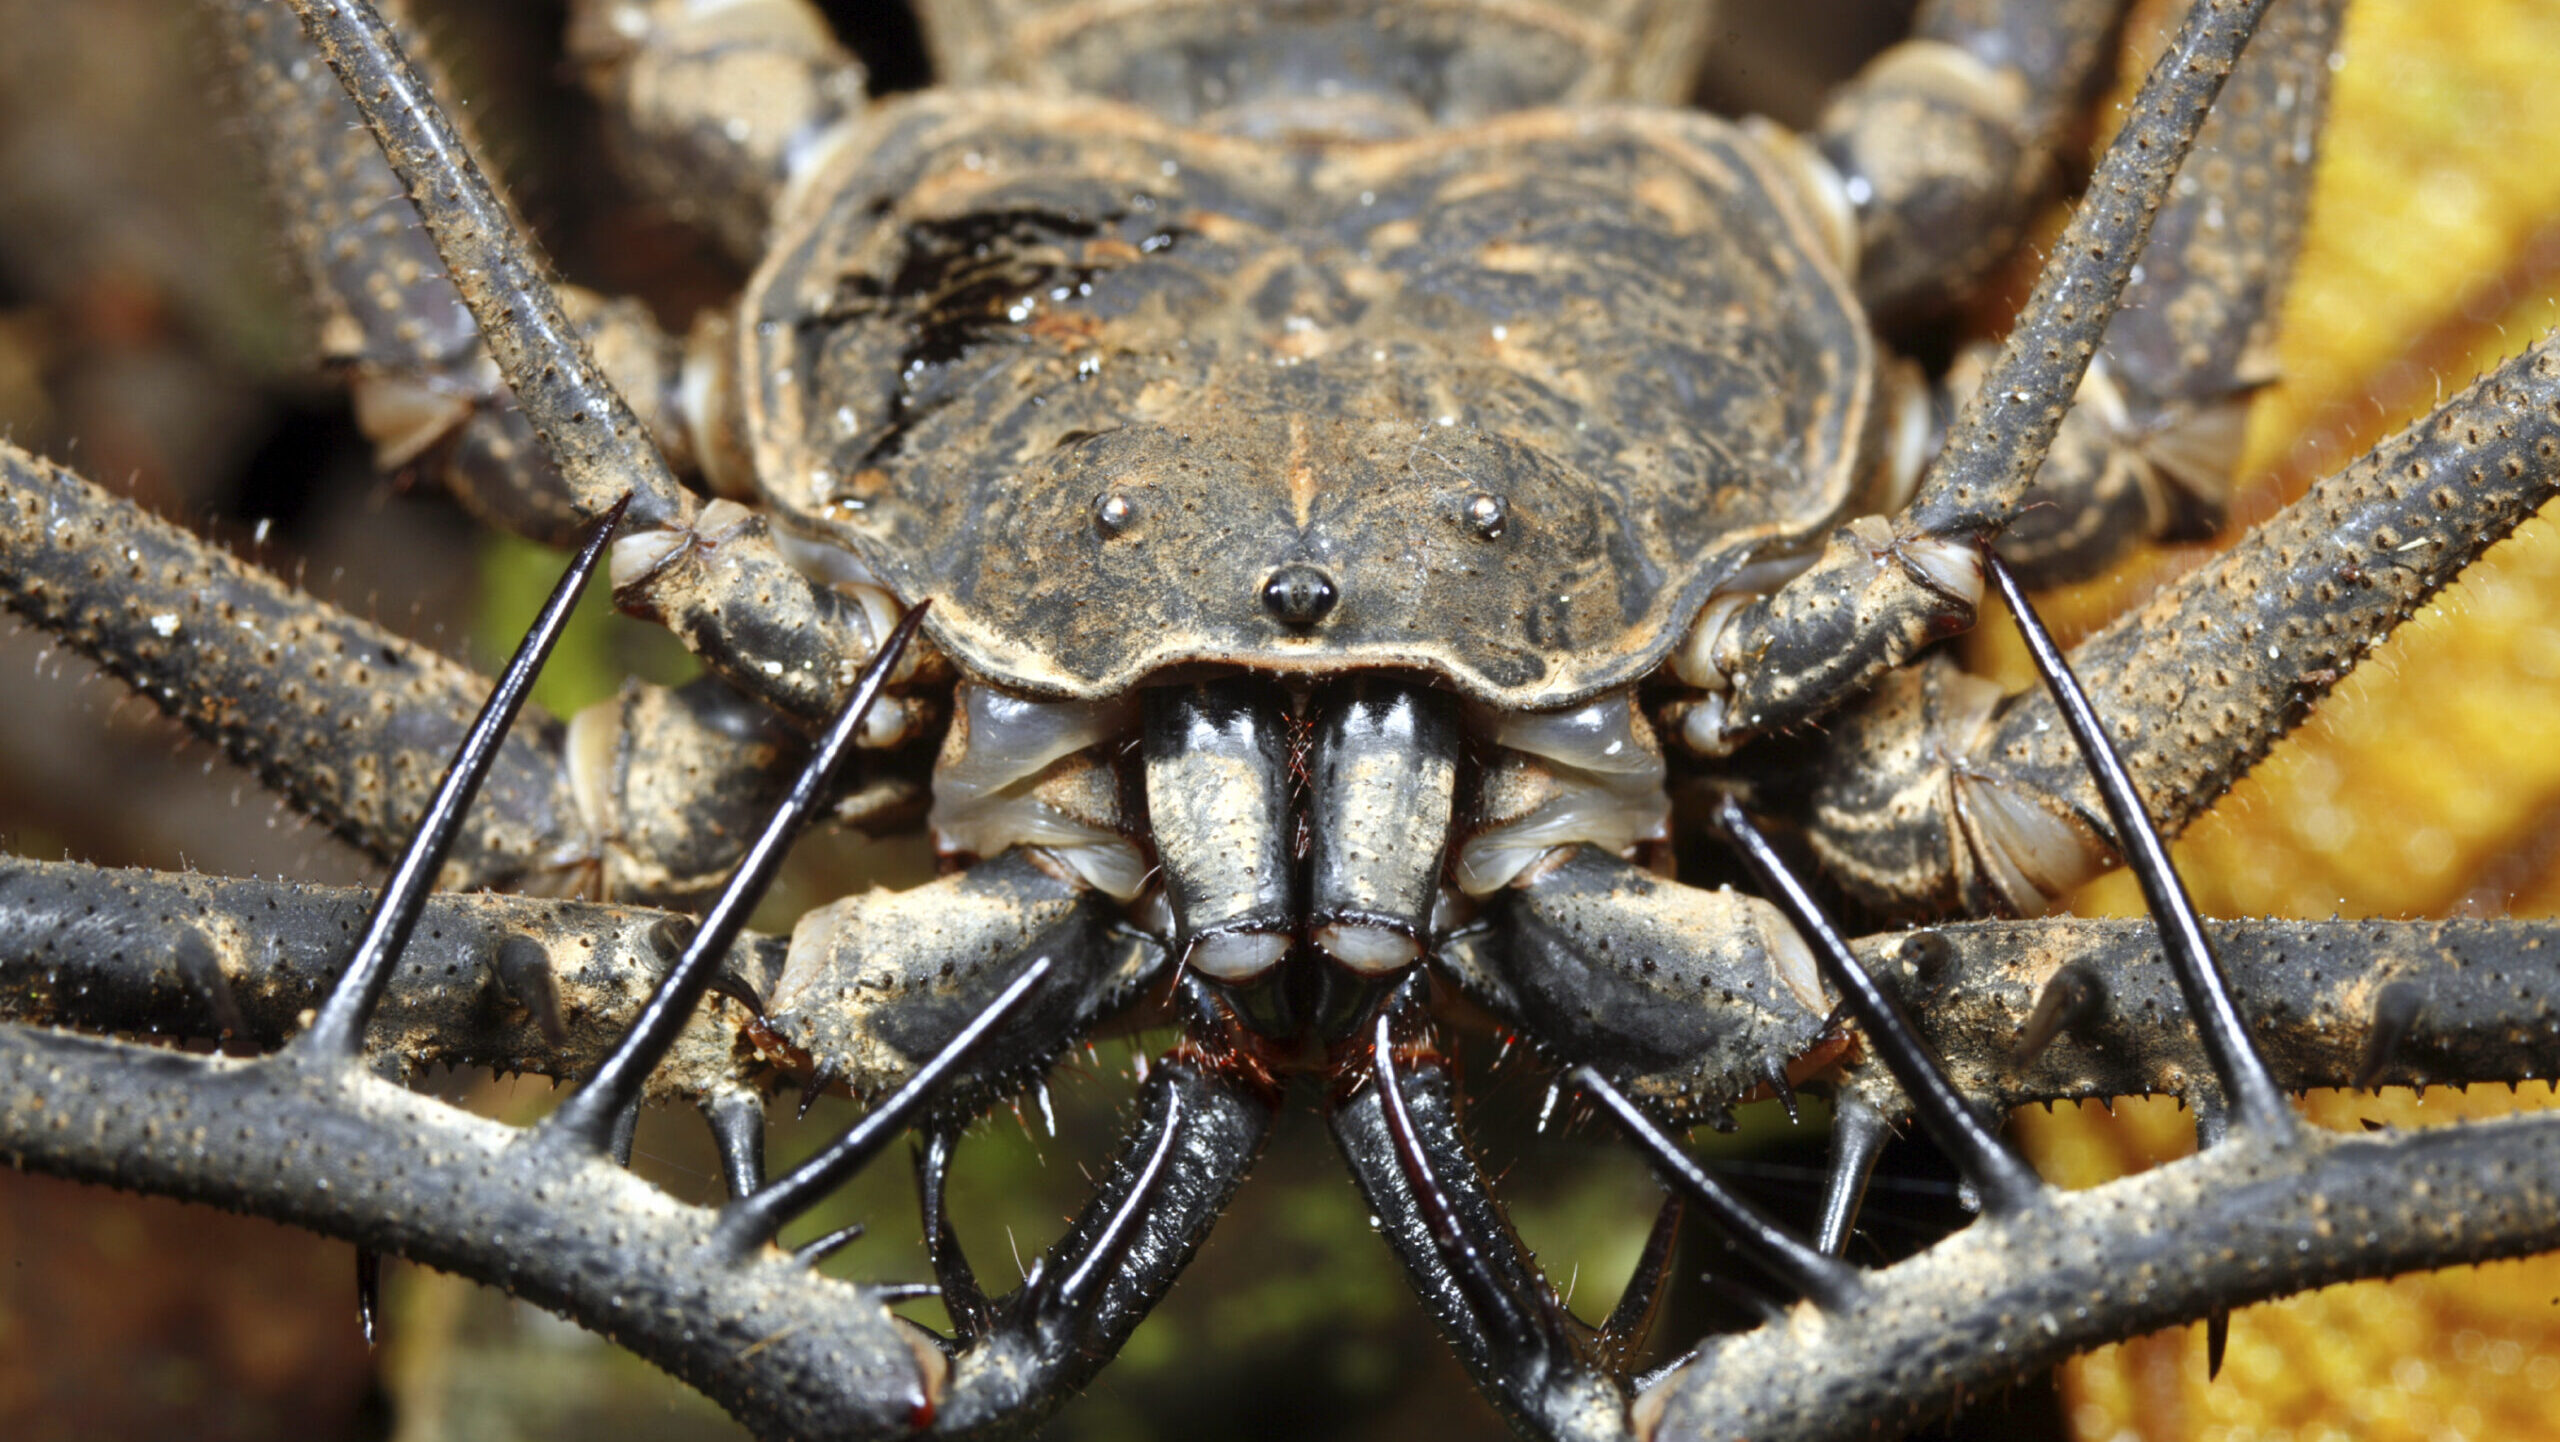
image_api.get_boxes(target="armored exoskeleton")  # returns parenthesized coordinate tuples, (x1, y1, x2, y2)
(18, 2, 2560, 1439)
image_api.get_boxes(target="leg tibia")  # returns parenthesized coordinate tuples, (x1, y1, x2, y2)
(1683, 2, 2275, 753)
(2097, 0, 2340, 425)
(1854, 913, 2560, 1113)
(226, 0, 934, 731)
(216, 0, 479, 408)
(0, 440, 847, 909)
(0, 857, 773, 1102)
(216, 0, 715, 549)
(376, 286, 708, 551)
(2003, 328, 2560, 875)
(1974, 347, 2244, 583)
(0, 440, 586, 890)
(2001, 0, 2346, 584)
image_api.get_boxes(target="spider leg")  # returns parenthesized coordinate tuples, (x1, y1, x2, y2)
(18, 867, 2559, 1436)
(0, 515, 958, 1440)
(294, 494, 629, 1060)
(220, 0, 929, 737)
(562, 0, 868, 263)
(1638, 978, 2560, 1440)
(49, 3, 933, 879)
(1983, 557, 2295, 1135)
(1809, 0, 2127, 319)
(1638, 543, 2560, 1440)
(0, 564, 1257, 1430)
(0, 857, 774, 1092)
(0, 439, 579, 891)
(1798, 326, 2560, 916)
(28, 847, 2520, 1147)
(1993, 0, 2344, 585)
(1678, 0, 2285, 753)
(0, 441, 898, 903)
(213, 0, 701, 547)
(250, 0, 684, 530)
(1841, 913, 2560, 1113)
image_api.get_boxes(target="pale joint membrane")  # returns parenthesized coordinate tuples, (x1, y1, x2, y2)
(1935, 668, 2114, 915)
(1454, 690, 1671, 896)
(767, 523, 922, 684)
(1313, 924, 1419, 975)
(931, 682, 1148, 899)
(1189, 931, 1296, 982)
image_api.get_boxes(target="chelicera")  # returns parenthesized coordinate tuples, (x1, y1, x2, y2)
(5, 2, 2560, 1439)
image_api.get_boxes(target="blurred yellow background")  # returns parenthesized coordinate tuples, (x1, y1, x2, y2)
(1988, 2, 2560, 1437)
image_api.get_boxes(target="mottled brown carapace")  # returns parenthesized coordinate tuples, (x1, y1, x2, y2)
(748, 96, 1867, 704)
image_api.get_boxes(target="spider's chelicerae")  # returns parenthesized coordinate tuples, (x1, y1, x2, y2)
(4, 2, 2560, 1440)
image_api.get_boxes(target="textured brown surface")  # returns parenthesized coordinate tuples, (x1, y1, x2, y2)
(566, 0, 867, 262)
(912, 0, 1716, 113)
(748, 93, 1868, 706)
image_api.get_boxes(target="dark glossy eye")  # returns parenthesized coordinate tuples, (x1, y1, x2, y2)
(1260, 563, 1339, 626)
